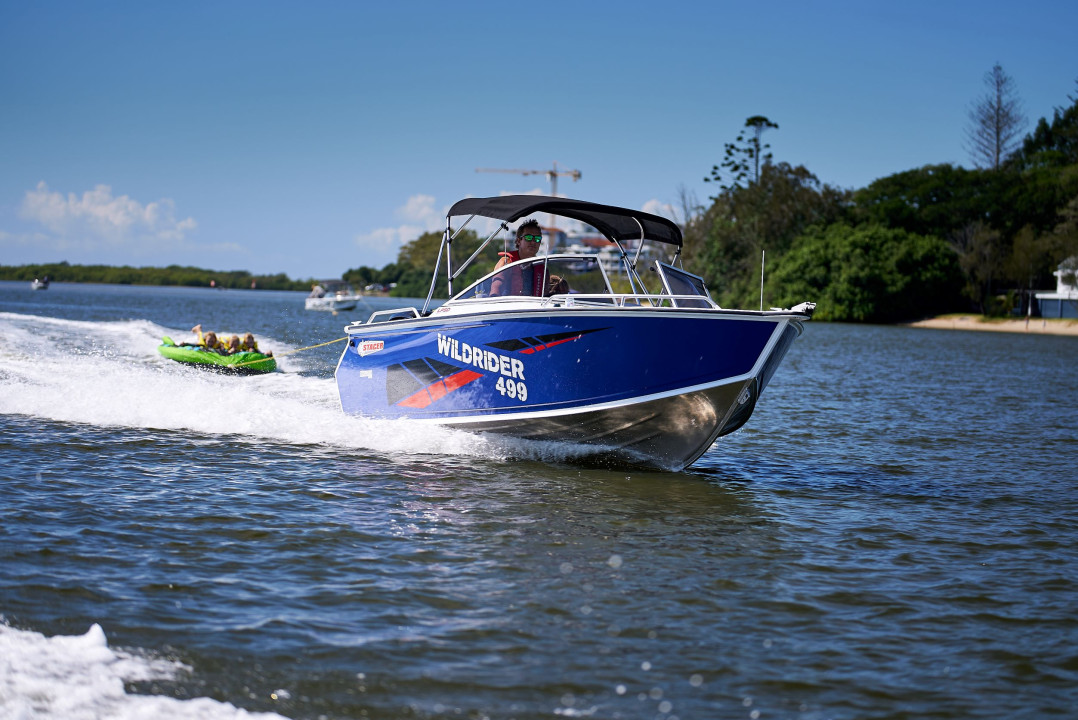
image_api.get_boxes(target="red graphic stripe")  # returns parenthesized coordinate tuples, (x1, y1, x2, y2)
(398, 387, 434, 409)
(397, 369, 483, 409)
(520, 335, 581, 354)
(444, 369, 483, 390)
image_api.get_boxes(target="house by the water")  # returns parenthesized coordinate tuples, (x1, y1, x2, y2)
(1035, 256, 1078, 319)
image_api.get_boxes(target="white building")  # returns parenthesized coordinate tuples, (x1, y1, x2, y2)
(1035, 256, 1078, 319)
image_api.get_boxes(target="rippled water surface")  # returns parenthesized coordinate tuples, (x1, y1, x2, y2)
(2, 281, 1076, 719)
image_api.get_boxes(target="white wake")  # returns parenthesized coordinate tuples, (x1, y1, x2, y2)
(0, 312, 592, 465)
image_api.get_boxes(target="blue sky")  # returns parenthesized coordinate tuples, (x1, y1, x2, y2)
(2, 0, 1075, 279)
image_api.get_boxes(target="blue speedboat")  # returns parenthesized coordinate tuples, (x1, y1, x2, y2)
(335, 196, 814, 470)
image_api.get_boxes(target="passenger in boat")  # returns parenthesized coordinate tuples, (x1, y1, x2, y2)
(490, 219, 542, 297)
(545, 274, 569, 297)
(309, 283, 325, 298)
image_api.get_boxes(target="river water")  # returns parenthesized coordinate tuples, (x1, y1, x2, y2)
(1, 281, 1075, 720)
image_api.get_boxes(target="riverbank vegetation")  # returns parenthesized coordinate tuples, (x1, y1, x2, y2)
(0, 261, 308, 291)
(341, 229, 503, 299)
(685, 69, 1078, 321)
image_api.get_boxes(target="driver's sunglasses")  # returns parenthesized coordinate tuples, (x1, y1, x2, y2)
(520, 234, 542, 244)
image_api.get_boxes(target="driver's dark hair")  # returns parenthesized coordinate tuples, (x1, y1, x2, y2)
(516, 219, 542, 240)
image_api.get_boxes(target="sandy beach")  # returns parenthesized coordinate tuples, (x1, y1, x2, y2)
(904, 315, 1078, 336)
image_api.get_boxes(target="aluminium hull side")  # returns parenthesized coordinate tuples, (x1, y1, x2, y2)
(334, 308, 804, 467)
(335, 308, 791, 418)
(430, 376, 756, 471)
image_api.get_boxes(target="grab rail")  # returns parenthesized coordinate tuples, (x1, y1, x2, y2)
(560, 293, 720, 309)
(364, 307, 421, 324)
(444, 293, 721, 309)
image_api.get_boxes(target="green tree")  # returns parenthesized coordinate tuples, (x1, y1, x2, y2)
(852, 162, 1078, 293)
(950, 221, 1006, 313)
(341, 265, 382, 289)
(705, 115, 779, 192)
(1009, 79, 1078, 170)
(686, 161, 849, 308)
(387, 228, 502, 298)
(1007, 225, 1055, 315)
(852, 164, 992, 239)
(769, 224, 963, 322)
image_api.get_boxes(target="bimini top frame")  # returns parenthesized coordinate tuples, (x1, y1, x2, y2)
(423, 195, 685, 313)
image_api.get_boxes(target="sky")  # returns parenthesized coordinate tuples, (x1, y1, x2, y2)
(1, 0, 1076, 280)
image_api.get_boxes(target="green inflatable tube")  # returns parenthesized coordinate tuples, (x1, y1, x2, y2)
(157, 336, 277, 374)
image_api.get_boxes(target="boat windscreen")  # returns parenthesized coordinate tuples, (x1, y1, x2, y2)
(653, 261, 712, 308)
(454, 256, 609, 300)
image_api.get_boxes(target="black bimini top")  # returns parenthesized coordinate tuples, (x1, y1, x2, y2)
(448, 195, 683, 248)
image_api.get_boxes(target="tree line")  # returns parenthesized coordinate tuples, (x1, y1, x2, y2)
(0, 261, 308, 291)
(684, 68, 1078, 321)
(341, 229, 502, 298)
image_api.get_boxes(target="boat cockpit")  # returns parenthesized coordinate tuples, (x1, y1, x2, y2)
(448, 253, 718, 309)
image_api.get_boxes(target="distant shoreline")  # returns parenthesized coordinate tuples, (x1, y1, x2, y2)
(904, 315, 1078, 337)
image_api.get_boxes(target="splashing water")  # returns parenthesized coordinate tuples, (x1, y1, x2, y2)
(0, 312, 596, 466)
(0, 622, 288, 720)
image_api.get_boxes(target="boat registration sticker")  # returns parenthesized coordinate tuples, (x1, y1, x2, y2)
(358, 340, 384, 356)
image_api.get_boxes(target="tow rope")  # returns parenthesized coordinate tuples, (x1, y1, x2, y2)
(229, 336, 348, 369)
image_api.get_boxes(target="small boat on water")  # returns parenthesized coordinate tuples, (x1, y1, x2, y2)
(157, 337, 277, 374)
(306, 280, 361, 312)
(31, 277, 50, 290)
(334, 195, 815, 471)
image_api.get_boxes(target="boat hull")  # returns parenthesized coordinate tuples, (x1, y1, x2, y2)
(335, 309, 803, 470)
(305, 296, 359, 311)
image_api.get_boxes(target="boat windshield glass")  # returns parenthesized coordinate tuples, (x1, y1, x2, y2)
(455, 256, 609, 300)
(653, 262, 712, 308)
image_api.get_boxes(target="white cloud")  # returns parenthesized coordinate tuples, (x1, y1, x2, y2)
(354, 193, 451, 267)
(499, 187, 547, 198)
(642, 198, 678, 223)
(18, 182, 199, 249)
(397, 193, 441, 225)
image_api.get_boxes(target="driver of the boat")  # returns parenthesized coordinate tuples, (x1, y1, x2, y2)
(490, 219, 542, 297)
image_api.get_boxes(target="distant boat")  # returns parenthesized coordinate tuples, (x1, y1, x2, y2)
(30, 277, 50, 290)
(306, 280, 361, 312)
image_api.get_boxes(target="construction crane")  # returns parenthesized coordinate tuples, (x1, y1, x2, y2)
(476, 162, 582, 232)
